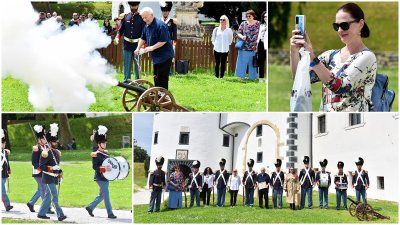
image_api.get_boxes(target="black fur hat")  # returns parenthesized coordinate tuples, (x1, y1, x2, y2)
(247, 158, 254, 167)
(46, 123, 59, 142)
(303, 156, 310, 164)
(274, 159, 282, 167)
(192, 160, 200, 169)
(128, 2, 140, 6)
(337, 161, 344, 169)
(155, 155, 164, 166)
(94, 125, 108, 144)
(319, 159, 328, 167)
(355, 157, 364, 166)
(33, 124, 46, 139)
(160, 2, 172, 11)
(219, 158, 226, 166)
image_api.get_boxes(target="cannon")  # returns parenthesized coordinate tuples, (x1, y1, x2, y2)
(116, 80, 189, 112)
(347, 197, 390, 221)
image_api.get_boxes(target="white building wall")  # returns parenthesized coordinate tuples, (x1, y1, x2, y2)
(295, 113, 312, 168)
(311, 113, 398, 201)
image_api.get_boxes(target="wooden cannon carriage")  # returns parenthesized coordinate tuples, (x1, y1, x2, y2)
(347, 197, 390, 221)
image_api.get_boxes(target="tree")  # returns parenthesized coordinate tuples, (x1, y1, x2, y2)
(268, 2, 291, 48)
(199, 2, 266, 24)
(58, 114, 73, 147)
(134, 145, 149, 162)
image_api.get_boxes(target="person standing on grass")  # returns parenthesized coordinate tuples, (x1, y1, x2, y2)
(334, 161, 348, 210)
(271, 159, 284, 209)
(299, 156, 315, 209)
(201, 167, 214, 207)
(214, 158, 229, 207)
(86, 126, 117, 219)
(168, 165, 185, 209)
(135, 7, 174, 90)
(352, 157, 369, 207)
(188, 160, 202, 207)
(316, 159, 331, 209)
(211, 15, 233, 79)
(256, 167, 270, 209)
(227, 169, 240, 207)
(148, 156, 166, 214)
(242, 159, 257, 207)
(1, 129, 13, 212)
(257, 11, 267, 82)
(284, 166, 300, 210)
(27, 125, 54, 214)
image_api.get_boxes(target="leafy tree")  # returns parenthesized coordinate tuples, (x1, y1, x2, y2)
(199, 2, 266, 24)
(134, 145, 149, 162)
(268, 2, 291, 48)
(144, 156, 150, 178)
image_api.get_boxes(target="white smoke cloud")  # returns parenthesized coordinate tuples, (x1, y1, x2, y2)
(1, 1, 118, 111)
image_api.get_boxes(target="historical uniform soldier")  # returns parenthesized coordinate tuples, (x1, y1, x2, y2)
(271, 159, 285, 209)
(114, 1, 145, 82)
(160, 2, 177, 44)
(188, 160, 202, 207)
(27, 125, 54, 214)
(37, 123, 66, 221)
(334, 161, 348, 210)
(148, 156, 166, 213)
(256, 167, 270, 209)
(242, 159, 257, 207)
(86, 126, 117, 219)
(352, 157, 369, 207)
(214, 158, 229, 207)
(316, 159, 331, 209)
(299, 156, 315, 209)
(1, 129, 13, 211)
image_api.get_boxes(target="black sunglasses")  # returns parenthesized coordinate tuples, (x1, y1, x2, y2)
(332, 20, 359, 31)
(220, 19, 225, 21)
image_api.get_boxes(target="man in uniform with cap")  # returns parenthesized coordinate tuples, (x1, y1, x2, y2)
(114, 2, 145, 82)
(316, 159, 331, 209)
(271, 159, 284, 209)
(27, 125, 54, 214)
(37, 123, 66, 221)
(242, 159, 257, 207)
(1, 129, 13, 211)
(214, 158, 229, 207)
(188, 160, 202, 207)
(299, 156, 315, 209)
(148, 156, 166, 213)
(160, 2, 177, 74)
(352, 157, 369, 207)
(86, 125, 117, 219)
(334, 161, 348, 210)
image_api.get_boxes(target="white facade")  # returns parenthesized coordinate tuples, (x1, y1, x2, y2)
(146, 113, 398, 202)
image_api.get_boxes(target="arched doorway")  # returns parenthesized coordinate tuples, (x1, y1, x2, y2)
(241, 120, 284, 173)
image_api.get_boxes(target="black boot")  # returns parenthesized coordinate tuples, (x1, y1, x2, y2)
(85, 207, 94, 217)
(27, 203, 35, 212)
(5, 205, 13, 211)
(108, 214, 117, 219)
(37, 215, 50, 219)
(58, 215, 67, 221)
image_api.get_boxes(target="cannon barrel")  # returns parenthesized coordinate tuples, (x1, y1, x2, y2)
(117, 81, 147, 93)
(347, 197, 358, 204)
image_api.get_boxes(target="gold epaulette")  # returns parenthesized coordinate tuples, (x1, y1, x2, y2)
(32, 146, 39, 152)
(364, 170, 368, 174)
(91, 152, 98, 158)
(57, 150, 62, 156)
(5, 149, 10, 155)
(149, 171, 154, 176)
(41, 150, 49, 158)
(172, 18, 177, 24)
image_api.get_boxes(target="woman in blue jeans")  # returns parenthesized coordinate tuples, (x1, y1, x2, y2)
(235, 10, 261, 80)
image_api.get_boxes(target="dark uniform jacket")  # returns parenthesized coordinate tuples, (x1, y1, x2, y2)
(92, 150, 109, 181)
(242, 170, 257, 189)
(149, 169, 166, 192)
(271, 171, 285, 189)
(188, 172, 202, 191)
(352, 170, 369, 190)
(32, 144, 47, 177)
(299, 168, 315, 188)
(214, 169, 229, 189)
(118, 13, 145, 51)
(316, 171, 331, 189)
(334, 172, 348, 190)
(161, 17, 177, 41)
(39, 149, 61, 184)
(1, 149, 10, 179)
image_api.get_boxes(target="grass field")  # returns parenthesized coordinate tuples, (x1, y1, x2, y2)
(2, 218, 72, 224)
(2, 71, 266, 112)
(134, 162, 147, 193)
(134, 191, 398, 223)
(6, 148, 132, 210)
(268, 64, 398, 112)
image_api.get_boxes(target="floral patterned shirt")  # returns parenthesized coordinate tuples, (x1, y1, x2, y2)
(310, 49, 377, 112)
(238, 21, 261, 52)
(170, 171, 185, 192)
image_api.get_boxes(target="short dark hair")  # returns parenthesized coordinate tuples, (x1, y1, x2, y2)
(246, 10, 256, 19)
(337, 3, 370, 38)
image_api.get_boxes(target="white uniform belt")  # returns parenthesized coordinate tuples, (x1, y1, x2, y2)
(153, 183, 163, 187)
(43, 171, 60, 177)
(124, 37, 139, 43)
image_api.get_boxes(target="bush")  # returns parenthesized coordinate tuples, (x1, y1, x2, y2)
(31, 2, 110, 20)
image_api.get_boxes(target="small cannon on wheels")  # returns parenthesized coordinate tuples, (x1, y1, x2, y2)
(347, 197, 390, 221)
(116, 80, 189, 112)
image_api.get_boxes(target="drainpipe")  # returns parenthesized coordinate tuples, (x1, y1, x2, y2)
(310, 113, 313, 168)
(219, 113, 235, 171)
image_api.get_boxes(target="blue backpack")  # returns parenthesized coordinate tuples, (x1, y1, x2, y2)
(328, 50, 395, 112)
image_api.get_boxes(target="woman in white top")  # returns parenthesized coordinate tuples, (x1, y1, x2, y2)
(227, 169, 241, 207)
(211, 15, 233, 79)
(257, 11, 267, 82)
(201, 167, 214, 207)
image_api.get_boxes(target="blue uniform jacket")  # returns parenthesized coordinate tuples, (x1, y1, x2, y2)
(32, 145, 47, 177)
(1, 149, 10, 179)
(299, 168, 315, 188)
(352, 170, 369, 190)
(188, 172, 203, 191)
(118, 13, 145, 51)
(92, 150, 109, 182)
(214, 170, 229, 189)
(39, 149, 61, 184)
(271, 171, 285, 189)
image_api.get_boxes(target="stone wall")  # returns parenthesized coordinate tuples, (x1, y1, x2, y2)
(268, 49, 398, 68)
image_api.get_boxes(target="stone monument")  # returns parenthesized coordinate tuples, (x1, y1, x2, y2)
(174, 1, 204, 40)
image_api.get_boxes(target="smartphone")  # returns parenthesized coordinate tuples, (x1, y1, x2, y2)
(295, 15, 305, 37)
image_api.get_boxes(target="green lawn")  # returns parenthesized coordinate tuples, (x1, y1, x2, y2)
(2, 218, 74, 224)
(268, 64, 398, 112)
(134, 191, 398, 223)
(2, 72, 266, 112)
(134, 162, 147, 193)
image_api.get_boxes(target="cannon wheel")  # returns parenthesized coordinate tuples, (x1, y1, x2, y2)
(355, 204, 373, 221)
(349, 202, 357, 217)
(121, 80, 154, 112)
(136, 87, 177, 112)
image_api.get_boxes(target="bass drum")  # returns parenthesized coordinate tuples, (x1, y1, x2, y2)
(102, 157, 120, 181)
(114, 156, 130, 180)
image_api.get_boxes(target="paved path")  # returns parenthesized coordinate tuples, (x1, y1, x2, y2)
(134, 188, 170, 205)
(2, 203, 132, 223)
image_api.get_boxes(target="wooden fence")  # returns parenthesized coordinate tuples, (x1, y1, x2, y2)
(98, 33, 240, 74)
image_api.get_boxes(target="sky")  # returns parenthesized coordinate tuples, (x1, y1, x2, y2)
(133, 113, 154, 154)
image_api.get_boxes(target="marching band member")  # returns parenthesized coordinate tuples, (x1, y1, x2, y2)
(299, 156, 315, 209)
(1, 129, 13, 211)
(188, 160, 202, 207)
(148, 156, 166, 213)
(86, 125, 117, 219)
(214, 158, 229, 207)
(284, 166, 300, 210)
(316, 159, 331, 209)
(334, 161, 348, 210)
(242, 159, 257, 207)
(352, 157, 369, 207)
(256, 167, 270, 209)
(27, 125, 53, 214)
(271, 159, 285, 209)
(37, 123, 66, 221)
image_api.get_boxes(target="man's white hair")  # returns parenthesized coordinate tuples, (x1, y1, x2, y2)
(140, 7, 154, 15)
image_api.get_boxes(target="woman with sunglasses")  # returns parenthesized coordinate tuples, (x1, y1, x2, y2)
(290, 3, 376, 112)
(257, 11, 267, 82)
(211, 15, 233, 79)
(235, 10, 261, 81)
